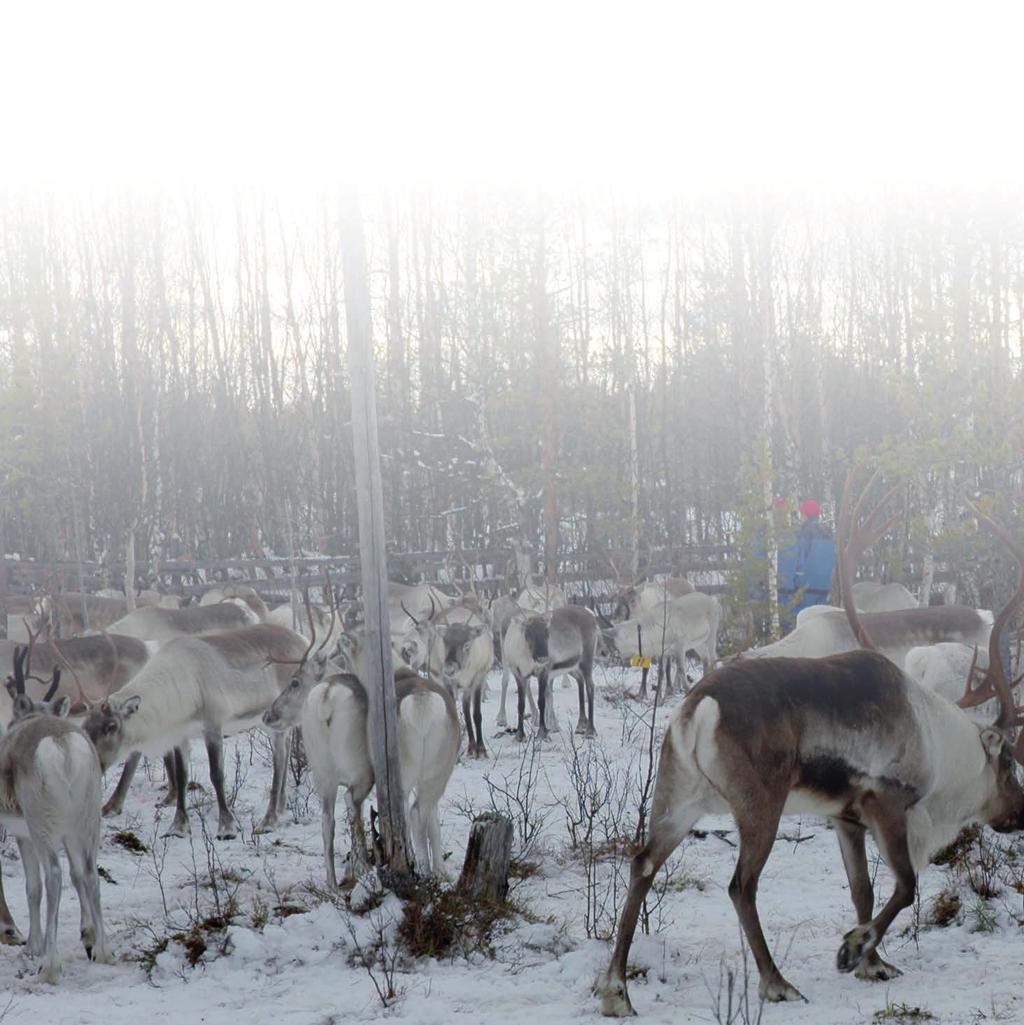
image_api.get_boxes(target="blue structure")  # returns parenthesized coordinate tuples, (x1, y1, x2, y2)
(777, 534, 836, 627)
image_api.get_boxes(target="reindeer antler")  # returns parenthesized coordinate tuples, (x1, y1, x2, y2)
(837, 468, 904, 652)
(963, 498, 1024, 750)
(47, 637, 87, 705)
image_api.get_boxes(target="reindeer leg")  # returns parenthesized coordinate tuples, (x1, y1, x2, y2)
(160, 750, 180, 806)
(345, 781, 374, 881)
(0, 864, 24, 946)
(514, 670, 527, 742)
(205, 732, 240, 839)
(496, 664, 511, 729)
(17, 838, 41, 953)
(163, 747, 191, 837)
(730, 796, 806, 1002)
(462, 689, 475, 758)
(597, 758, 706, 1016)
(256, 729, 289, 833)
(473, 685, 487, 759)
(322, 787, 339, 890)
(38, 846, 63, 984)
(103, 751, 141, 817)
(833, 817, 900, 981)
(537, 668, 551, 741)
(836, 795, 916, 977)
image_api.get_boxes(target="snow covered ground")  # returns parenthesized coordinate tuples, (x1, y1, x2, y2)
(2, 664, 1024, 1025)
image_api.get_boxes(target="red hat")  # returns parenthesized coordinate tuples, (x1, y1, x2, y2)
(800, 499, 821, 519)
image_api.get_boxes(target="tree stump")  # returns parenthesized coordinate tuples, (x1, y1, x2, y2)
(458, 812, 513, 904)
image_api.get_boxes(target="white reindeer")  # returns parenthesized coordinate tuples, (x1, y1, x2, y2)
(851, 580, 918, 612)
(0, 679, 112, 983)
(600, 592, 720, 697)
(263, 662, 459, 886)
(83, 623, 309, 838)
(199, 584, 269, 621)
(106, 600, 260, 645)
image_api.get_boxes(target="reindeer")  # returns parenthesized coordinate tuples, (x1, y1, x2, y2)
(516, 580, 568, 614)
(106, 600, 260, 645)
(502, 605, 599, 740)
(597, 474, 1024, 1014)
(199, 583, 269, 621)
(387, 581, 455, 625)
(851, 580, 918, 612)
(0, 631, 167, 818)
(0, 662, 112, 983)
(32, 592, 134, 636)
(610, 576, 694, 621)
(600, 592, 720, 698)
(263, 661, 459, 885)
(82, 623, 309, 839)
(0, 632, 150, 722)
(441, 623, 494, 757)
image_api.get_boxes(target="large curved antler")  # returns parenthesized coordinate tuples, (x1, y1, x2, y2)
(837, 467, 903, 653)
(963, 498, 1024, 746)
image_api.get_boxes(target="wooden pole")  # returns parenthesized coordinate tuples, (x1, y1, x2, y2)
(340, 189, 414, 887)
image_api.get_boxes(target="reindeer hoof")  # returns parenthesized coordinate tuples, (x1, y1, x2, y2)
(576, 722, 597, 737)
(38, 963, 62, 985)
(855, 953, 901, 981)
(759, 977, 806, 1003)
(0, 925, 25, 946)
(162, 818, 191, 839)
(837, 924, 876, 973)
(101, 800, 123, 818)
(595, 974, 636, 1017)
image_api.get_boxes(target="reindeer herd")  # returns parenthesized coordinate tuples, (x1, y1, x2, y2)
(0, 476, 1022, 1015)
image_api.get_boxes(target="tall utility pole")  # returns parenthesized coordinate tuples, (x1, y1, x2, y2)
(340, 190, 414, 887)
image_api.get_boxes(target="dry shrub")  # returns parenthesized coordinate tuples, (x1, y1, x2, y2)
(397, 879, 517, 961)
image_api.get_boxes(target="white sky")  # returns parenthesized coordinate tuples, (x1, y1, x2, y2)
(3, 0, 1023, 192)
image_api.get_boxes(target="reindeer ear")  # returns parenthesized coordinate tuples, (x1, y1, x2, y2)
(120, 695, 142, 718)
(980, 727, 1005, 759)
(12, 694, 33, 718)
(51, 697, 70, 718)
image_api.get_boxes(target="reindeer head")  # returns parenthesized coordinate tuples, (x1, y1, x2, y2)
(82, 695, 142, 771)
(439, 623, 487, 680)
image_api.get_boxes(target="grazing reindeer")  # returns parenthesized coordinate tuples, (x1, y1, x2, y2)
(601, 592, 720, 698)
(597, 475, 1024, 1014)
(83, 624, 308, 839)
(906, 642, 993, 705)
(0, 663, 112, 983)
(106, 600, 260, 645)
(503, 605, 599, 740)
(263, 662, 459, 886)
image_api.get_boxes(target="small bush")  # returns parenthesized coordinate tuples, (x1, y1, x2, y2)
(111, 830, 149, 855)
(874, 1000, 935, 1022)
(397, 879, 517, 961)
(927, 888, 961, 927)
